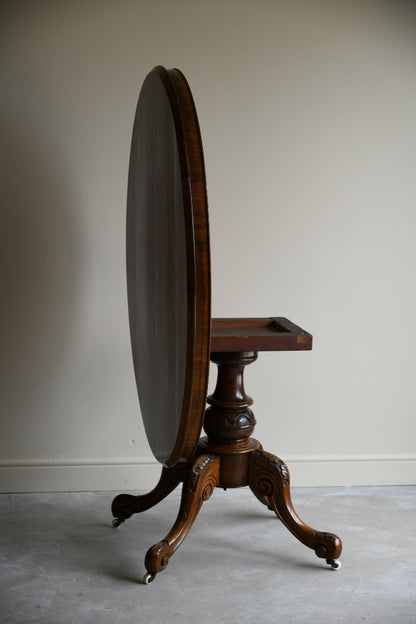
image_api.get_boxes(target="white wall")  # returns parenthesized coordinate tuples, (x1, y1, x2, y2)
(1, 0, 415, 492)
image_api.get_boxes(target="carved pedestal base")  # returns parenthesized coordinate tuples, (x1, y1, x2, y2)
(111, 351, 342, 581)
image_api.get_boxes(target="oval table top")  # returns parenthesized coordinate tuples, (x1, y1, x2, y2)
(126, 66, 211, 467)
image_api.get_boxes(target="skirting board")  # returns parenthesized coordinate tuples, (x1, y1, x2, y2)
(0, 454, 415, 492)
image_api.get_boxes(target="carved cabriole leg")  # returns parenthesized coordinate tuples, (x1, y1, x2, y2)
(111, 461, 187, 525)
(248, 449, 342, 562)
(249, 465, 274, 510)
(145, 454, 220, 575)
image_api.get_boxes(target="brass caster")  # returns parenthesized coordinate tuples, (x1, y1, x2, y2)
(143, 572, 157, 584)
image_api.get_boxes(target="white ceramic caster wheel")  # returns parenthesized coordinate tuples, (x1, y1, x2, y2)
(329, 559, 341, 570)
(143, 572, 156, 584)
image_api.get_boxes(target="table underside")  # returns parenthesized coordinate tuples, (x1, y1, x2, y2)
(211, 317, 312, 352)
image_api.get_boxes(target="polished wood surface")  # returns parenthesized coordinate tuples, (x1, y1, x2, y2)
(202, 351, 341, 563)
(114, 349, 342, 577)
(145, 454, 220, 575)
(211, 317, 312, 351)
(126, 66, 211, 466)
(113, 66, 342, 582)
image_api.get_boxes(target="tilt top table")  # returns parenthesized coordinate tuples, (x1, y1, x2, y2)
(111, 66, 342, 583)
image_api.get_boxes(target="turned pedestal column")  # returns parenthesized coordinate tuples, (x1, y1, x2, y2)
(198, 351, 260, 487)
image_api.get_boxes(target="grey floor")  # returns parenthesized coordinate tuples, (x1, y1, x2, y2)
(0, 486, 415, 624)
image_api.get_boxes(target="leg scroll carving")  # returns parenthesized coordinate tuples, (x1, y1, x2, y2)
(248, 449, 342, 561)
(111, 461, 187, 524)
(144, 454, 220, 575)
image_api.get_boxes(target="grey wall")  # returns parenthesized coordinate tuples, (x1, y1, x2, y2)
(1, 0, 415, 491)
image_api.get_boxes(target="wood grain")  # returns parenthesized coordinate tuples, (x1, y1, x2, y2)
(126, 66, 211, 467)
(211, 317, 312, 351)
(114, 67, 342, 581)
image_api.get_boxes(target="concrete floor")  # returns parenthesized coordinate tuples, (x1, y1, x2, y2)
(0, 486, 415, 624)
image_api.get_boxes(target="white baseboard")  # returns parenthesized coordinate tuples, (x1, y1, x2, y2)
(287, 454, 416, 487)
(0, 454, 415, 493)
(0, 457, 161, 493)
